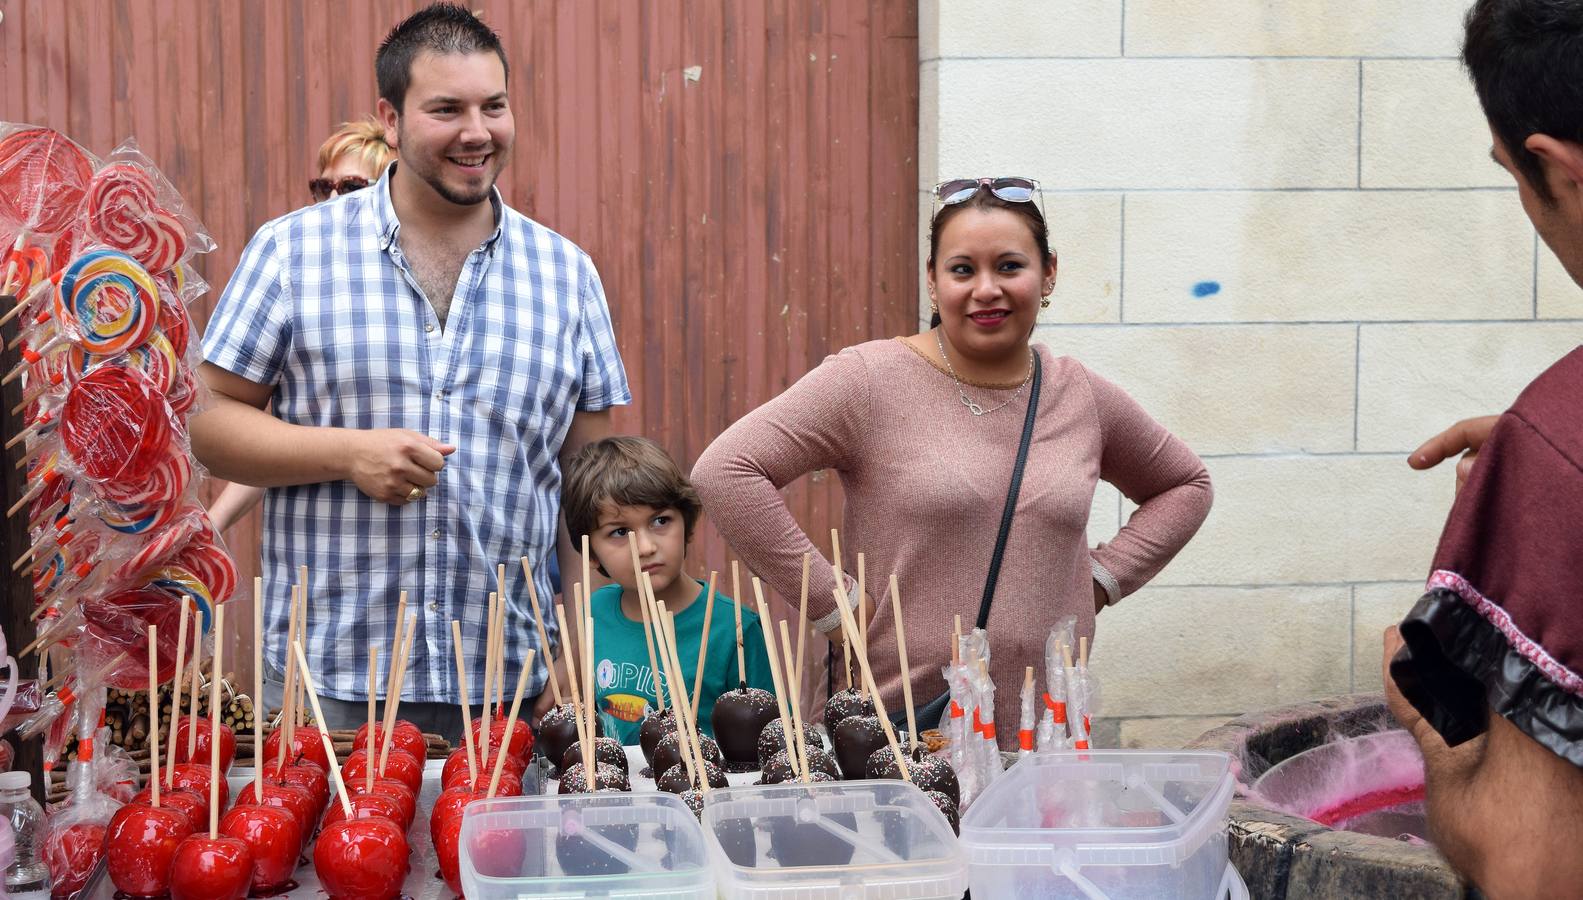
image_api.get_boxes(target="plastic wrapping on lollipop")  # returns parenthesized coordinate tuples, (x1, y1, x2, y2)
(1018, 669, 1037, 759)
(74, 139, 214, 274)
(0, 124, 97, 237)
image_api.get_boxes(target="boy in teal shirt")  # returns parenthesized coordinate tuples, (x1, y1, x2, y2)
(563, 436, 774, 746)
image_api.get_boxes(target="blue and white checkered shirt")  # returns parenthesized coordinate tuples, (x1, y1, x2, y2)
(202, 166, 631, 703)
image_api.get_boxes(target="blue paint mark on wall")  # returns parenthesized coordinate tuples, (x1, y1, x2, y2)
(1192, 280, 1221, 298)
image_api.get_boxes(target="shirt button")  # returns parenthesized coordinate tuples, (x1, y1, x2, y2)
(431, 528, 441, 539)
(424, 322, 435, 333)
(429, 601, 440, 613)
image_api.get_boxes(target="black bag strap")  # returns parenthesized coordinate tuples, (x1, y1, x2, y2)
(974, 350, 1042, 630)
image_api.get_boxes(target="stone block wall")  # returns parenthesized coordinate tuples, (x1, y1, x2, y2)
(919, 0, 1577, 748)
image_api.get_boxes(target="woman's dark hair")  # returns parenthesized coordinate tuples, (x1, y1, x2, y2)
(926, 187, 1053, 328)
(376, 3, 509, 114)
(1462, 0, 1583, 205)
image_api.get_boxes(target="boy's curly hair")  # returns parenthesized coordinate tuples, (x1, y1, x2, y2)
(562, 437, 702, 551)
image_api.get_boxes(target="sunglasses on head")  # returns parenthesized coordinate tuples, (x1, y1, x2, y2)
(932, 176, 1045, 220)
(308, 175, 371, 202)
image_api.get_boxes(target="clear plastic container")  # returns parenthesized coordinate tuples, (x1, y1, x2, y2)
(700, 779, 969, 899)
(959, 750, 1246, 900)
(458, 792, 714, 899)
(0, 771, 49, 893)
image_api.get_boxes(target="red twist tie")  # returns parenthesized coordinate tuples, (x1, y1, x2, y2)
(1075, 740, 1090, 751)
(982, 723, 997, 740)
(1019, 730, 1034, 751)
(1053, 701, 1068, 724)
(949, 701, 964, 719)
(972, 709, 983, 734)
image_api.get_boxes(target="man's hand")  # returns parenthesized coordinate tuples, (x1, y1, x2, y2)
(1381, 625, 1427, 737)
(346, 429, 456, 505)
(1409, 415, 1498, 492)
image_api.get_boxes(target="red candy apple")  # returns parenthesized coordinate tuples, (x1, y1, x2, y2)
(172, 715, 237, 773)
(313, 816, 409, 900)
(354, 719, 427, 765)
(131, 786, 205, 833)
(259, 759, 330, 815)
(220, 803, 303, 893)
(235, 780, 318, 843)
(104, 802, 194, 897)
(472, 714, 533, 763)
(262, 725, 330, 772)
(346, 777, 417, 830)
(429, 787, 486, 896)
(341, 746, 423, 796)
(44, 822, 107, 897)
(321, 794, 405, 831)
(168, 833, 253, 900)
(165, 763, 228, 811)
(442, 745, 525, 790)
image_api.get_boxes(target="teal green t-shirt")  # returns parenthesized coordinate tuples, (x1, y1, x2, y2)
(588, 580, 775, 746)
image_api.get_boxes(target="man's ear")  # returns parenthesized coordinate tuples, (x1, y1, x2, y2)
(376, 97, 400, 151)
(1525, 134, 1583, 192)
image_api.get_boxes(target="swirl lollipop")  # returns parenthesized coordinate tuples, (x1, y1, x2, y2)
(96, 496, 181, 536)
(175, 536, 237, 607)
(114, 504, 208, 583)
(79, 586, 186, 690)
(147, 565, 216, 633)
(155, 278, 190, 357)
(59, 362, 175, 480)
(52, 248, 161, 355)
(0, 127, 94, 235)
(82, 162, 187, 274)
(68, 329, 181, 395)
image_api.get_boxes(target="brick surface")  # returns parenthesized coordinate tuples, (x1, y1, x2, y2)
(1092, 585, 1351, 716)
(1036, 324, 1356, 455)
(931, 0, 1120, 59)
(1362, 60, 1506, 189)
(1124, 0, 1465, 57)
(933, 59, 1357, 190)
(1357, 323, 1583, 452)
(1123, 191, 1533, 322)
(1146, 456, 1451, 585)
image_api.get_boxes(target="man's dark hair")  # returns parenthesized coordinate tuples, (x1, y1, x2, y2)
(1463, 0, 1583, 204)
(376, 3, 509, 114)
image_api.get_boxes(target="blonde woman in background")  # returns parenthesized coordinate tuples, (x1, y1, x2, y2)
(207, 118, 394, 533)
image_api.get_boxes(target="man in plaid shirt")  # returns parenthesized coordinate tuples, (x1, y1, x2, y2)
(193, 3, 630, 736)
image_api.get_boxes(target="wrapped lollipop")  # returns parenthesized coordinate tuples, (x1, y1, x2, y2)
(969, 652, 1000, 789)
(15, 651, 129, 741)
(2, 247, 163, 388)
(1062, 643, 1090, 752)
(0, 125, 95, 304)
(76, 138, 213, 271)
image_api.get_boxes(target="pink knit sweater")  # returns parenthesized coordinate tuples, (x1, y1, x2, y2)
(691, 338, 1212, 746)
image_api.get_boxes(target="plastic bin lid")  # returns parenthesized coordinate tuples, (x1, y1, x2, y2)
(701, 778, 969, 900)
(960, 750, 1235, 870)
(458, 791, 714, 899)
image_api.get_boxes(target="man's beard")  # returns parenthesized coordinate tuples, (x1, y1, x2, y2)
(399, 123, 499, 206)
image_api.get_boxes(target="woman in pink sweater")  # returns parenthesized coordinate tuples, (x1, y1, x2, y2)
(691, 178, 1212, 747)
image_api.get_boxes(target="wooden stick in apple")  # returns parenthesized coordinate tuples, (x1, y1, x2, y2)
(148, 623, 160, 808)
(480, 590, 495, 763)
(208, 604, 226, 838)
(377, 612, 417, 778)
(889, 574, 918, 746)
(252, 579, 263, 803)
(777, 619, 811, 781)
(833, 581, 909, 781)
(580, 583, 598, 791)
(366, 646, 378, 792)
(752, 579, 805, 782)
(690, 571, 717, 724)
(658, 602, 709, 791)
(731, 560, 745, 690)
(451, 621, 478, 784)
(520, 556, 562, 706)
(187, 612, 203, 760)
(627, 533, 665, 714)
(290, 642, 353, 817)
(554, 602, 589, 774)
(166, 598, 190, 788)
(487, 649, 535, 798)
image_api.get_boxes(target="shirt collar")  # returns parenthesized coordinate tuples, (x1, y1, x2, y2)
(371, 161, 506, 253)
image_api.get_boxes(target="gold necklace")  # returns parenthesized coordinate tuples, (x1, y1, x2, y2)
(935, 330, 1034, 416)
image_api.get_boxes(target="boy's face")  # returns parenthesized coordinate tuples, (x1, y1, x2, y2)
(589, 503, 688, 595)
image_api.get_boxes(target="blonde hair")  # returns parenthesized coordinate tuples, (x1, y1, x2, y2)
(316, 117, 394, 177)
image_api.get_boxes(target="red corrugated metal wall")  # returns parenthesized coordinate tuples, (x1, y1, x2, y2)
(1, 0, 919, 687)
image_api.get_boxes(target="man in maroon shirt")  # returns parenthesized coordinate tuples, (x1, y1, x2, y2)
(1388, 1, 1583, 894)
